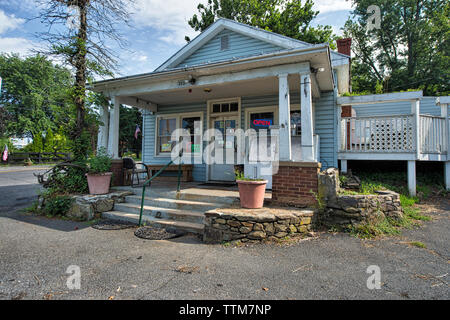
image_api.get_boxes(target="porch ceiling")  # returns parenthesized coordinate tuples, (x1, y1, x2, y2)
(129, 74, 304, 105)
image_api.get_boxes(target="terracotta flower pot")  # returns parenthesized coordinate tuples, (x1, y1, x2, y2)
(86, 172, 112, 195)
(236, 180, 268, 209)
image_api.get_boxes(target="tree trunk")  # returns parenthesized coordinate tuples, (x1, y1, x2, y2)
(73, 0, 88, 158)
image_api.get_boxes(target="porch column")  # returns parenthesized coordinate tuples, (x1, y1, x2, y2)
(341, 159, 348, 174)
(412, 99, 420, 158)
(278, 73, 291, 161)
(300, 72, 314, 161)
(107, 96, 120, 158)
(97, 104, 109, 152)
(407, 160, 416, 196)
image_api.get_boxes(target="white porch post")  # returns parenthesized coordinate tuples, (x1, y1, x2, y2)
(341, 159, 348, 174)
(278, 73, 291, 161)
(412, 99, 420, 158)
(300, 72, 314, 161)
(445, 162, 450, 191)
(107, 96, 120, 158)
(407, 160, 416, 196)
(97, 104, 109, 152)
(442, 103, 450, 190)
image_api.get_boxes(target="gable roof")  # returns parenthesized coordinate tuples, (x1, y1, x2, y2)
(155, 18, 314, 72)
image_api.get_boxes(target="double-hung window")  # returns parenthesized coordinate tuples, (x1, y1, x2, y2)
(155, 113, 203, 157)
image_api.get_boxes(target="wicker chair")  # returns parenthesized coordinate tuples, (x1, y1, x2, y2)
(122, 157, 149, 188)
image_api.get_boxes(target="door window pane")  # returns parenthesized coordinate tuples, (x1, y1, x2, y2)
(182, 116, 201, 154)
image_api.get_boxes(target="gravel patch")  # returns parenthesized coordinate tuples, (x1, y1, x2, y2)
(134, 226, 186, 240)
(91, 219, 136, 230)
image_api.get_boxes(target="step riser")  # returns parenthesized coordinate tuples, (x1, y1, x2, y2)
(139, 191, 238, 205)
(114, 203, 204, 224)
(101, 212, 203, 235)
(125, 196, 220, 211)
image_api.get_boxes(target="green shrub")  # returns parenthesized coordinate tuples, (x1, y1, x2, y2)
(87, 147, 112, 174)
(43, 195, 73, 217)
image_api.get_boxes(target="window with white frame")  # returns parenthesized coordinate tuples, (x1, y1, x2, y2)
(155, 113, 203, 156)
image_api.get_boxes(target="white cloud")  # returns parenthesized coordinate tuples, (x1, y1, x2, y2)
(0, 37, 35, 56)
(130, 0, 205, 45)
(313, 0, 353, 13)
(0, 9, 25, 34)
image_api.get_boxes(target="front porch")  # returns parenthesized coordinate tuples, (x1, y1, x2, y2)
(92, 46, 337, 185)
(337, 92, 450, 195)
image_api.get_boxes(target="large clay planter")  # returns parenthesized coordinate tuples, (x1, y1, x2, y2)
(236, 180, 268, 209)
(86, 172, 112, 195)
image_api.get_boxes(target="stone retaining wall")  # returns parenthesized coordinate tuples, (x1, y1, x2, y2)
(65, 191, 133, 221)
(204, 207, 315, 243)
(318, 168, 403, 225)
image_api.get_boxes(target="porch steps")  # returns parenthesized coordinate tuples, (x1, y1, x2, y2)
(102, 211, 204, 234)
(102, 190, 239, 235)
(114, 202, 205, 224)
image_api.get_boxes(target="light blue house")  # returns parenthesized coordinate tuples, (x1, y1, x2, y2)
(92, 19, 449, 196)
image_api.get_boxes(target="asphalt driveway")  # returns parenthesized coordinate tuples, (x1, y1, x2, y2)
(0, 167, 448, 300)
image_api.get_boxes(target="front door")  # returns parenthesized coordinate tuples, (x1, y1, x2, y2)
(209, 116, 238, 181)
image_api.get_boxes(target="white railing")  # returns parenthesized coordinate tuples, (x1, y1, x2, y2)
(340, 115, 415, 153)
(419, 115, 447, 153)
(291, 134, 320, 161)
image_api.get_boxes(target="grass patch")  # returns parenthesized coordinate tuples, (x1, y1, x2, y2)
(340, 170, 441, 239)
(409, 241, 426, 248)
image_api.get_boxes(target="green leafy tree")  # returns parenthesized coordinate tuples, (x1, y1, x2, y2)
(0, 54, 74, 140)
(35, 0, 133, 160)
(186, 0, 338, 49)
(344, 0, 449, 95)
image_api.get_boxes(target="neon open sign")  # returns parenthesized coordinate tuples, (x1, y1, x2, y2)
(253, 119, 272, 127)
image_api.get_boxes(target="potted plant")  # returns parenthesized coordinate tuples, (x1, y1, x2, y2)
(86, 148, 112, 195)
(235, 170, 268, 209)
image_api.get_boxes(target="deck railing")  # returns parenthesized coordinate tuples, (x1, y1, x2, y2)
(419, 115, 447, 153)
(340, 115, 415, 153)
(340, 114, 448, 154)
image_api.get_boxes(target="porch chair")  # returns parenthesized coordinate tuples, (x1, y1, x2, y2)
(122, 157, 150, 188)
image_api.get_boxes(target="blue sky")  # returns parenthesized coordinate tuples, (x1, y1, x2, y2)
(0, 0, 352, 78)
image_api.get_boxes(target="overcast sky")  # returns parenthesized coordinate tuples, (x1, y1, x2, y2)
(0, 0, 352, 77)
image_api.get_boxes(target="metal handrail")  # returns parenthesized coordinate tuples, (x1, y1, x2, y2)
(138, 151, 183, 226)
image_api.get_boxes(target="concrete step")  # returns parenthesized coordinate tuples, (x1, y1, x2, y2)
(125, 195, 222, 211)
(114, 202, 205, 224)
(102, 211, 204, 234)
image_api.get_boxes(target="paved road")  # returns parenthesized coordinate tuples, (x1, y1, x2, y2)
(0, 168, 448, 300)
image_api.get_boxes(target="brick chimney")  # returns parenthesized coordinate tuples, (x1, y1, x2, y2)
(337, 38, 352, 56)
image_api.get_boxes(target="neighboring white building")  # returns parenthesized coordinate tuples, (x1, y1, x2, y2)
(10, 136, 33, 149)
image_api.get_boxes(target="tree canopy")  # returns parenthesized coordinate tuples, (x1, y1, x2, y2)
(344, 0, 449, 95)
(186, 0, 338, 49)
(0, 54, 73, 139)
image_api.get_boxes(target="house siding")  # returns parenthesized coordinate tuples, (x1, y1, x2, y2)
(314, 91, 338, 169)
(352, 97, 441, 117)
(175, 29, 284, 68)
